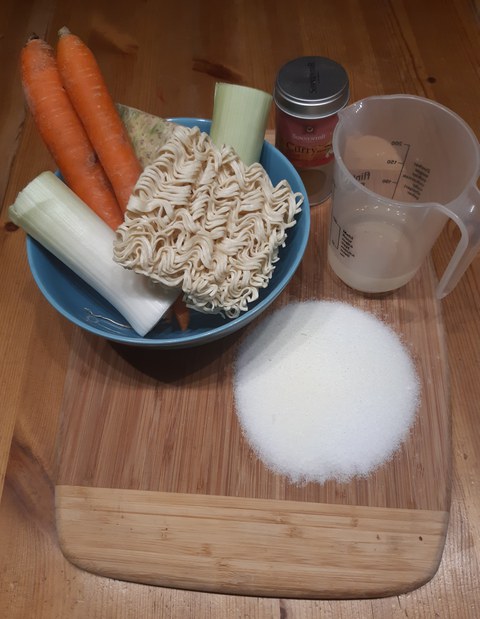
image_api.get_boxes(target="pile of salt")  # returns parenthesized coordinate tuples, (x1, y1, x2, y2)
(233, 301, 420, 484)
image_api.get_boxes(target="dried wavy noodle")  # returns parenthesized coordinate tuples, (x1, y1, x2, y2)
(113, 125, 303, 317)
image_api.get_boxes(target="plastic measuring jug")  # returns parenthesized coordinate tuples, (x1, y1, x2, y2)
(328, 94, 480, 297)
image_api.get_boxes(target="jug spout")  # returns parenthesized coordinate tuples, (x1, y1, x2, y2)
(337, 97, 373, 121)
(337, 103, 354, 123)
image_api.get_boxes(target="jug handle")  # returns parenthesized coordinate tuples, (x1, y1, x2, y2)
(435, 185, 480, 298)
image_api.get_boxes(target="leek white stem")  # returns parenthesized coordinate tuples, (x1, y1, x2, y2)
(209, 83, 272, 166)
(9, 171, 178, 337)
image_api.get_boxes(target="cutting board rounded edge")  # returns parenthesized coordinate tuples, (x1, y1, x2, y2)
(55, 484, 450, 599)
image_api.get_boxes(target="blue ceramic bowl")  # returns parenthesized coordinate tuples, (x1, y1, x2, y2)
(26, 118, 310, 348)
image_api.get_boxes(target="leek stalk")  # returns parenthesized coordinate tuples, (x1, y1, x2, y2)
(9, 171, 178, 336)
(209, 83, 272, 166)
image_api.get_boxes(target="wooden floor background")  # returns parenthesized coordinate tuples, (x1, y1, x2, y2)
(1, 0, 479, 616)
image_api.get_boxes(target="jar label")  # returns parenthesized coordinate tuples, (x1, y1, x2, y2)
(275, 110, 339, 168)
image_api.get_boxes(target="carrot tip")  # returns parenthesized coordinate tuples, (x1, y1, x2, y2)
(58, 26, 71, 38)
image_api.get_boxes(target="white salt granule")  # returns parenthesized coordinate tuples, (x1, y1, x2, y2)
(233, 300, 420, 484)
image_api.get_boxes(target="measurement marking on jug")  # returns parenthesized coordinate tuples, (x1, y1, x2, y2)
(340, 229, 354, 258)
(330, 215, 354, 258)
(355, 171, 371, 184)
(330, 215, 341, 250)
(389, 141, 410, 200)
(403, 162, 431, 200)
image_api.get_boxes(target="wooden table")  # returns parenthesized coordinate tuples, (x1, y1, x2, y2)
(1, 0, 479, 616)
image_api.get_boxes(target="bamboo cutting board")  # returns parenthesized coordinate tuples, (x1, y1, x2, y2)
(54, 204, 450, 599)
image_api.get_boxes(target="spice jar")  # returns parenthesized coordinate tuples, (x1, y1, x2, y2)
(274, 56, 350, 205)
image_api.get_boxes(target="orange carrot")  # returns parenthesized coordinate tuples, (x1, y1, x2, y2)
(20, 35, 124, 230)
(172, 296, 190, 331)
(56, 27, 142, 212)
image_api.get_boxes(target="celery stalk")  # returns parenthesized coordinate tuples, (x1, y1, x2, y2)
(9, 172, 178, 336)
(209, 83, 272, 165)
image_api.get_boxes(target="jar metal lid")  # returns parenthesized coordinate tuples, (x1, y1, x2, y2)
(274, 56, 350, 119)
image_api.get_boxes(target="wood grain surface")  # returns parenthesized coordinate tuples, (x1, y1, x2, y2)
(1, 0, 480, 616)
(56, 486, 448, 598)
(53, 199, 450, 597)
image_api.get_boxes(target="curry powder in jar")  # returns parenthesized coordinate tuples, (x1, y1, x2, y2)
(274, 56, 350, 205)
